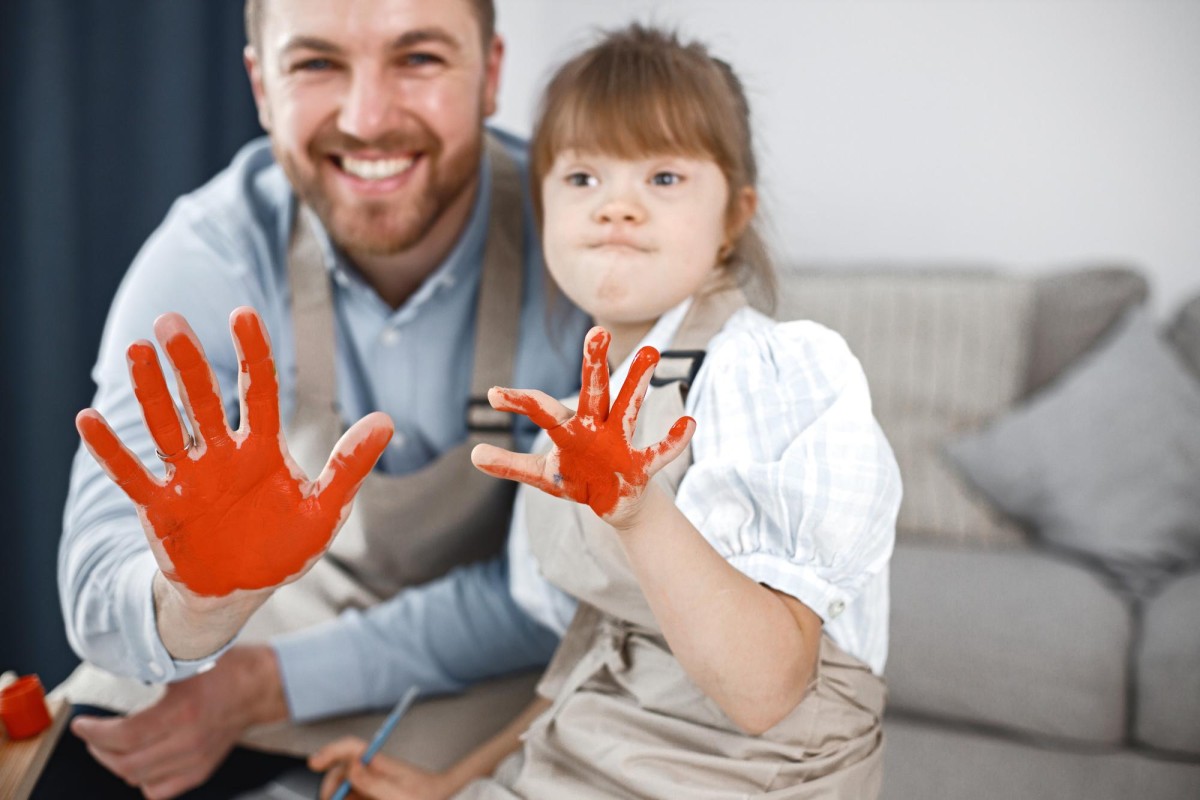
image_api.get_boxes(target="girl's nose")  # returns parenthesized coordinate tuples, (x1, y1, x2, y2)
(594, 193, 646, 225)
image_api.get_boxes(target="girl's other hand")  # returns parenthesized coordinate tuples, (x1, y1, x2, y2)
(471, 326, 694, 527)
(310, 737, 457, 800)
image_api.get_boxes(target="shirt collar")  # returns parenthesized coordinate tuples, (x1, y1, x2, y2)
(608, 297, 693, 390)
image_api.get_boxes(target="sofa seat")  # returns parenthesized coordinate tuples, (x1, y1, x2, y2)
(882, 715, 1200, 800)
(1136, 568, 1200, 755)
(887, 542, 1132, 744)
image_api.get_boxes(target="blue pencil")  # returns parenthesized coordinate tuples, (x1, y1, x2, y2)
(330, 686, 420, 800)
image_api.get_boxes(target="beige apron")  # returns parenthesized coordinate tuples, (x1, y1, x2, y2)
(58, 135, 540, 771)
(460, 288, 887, 799)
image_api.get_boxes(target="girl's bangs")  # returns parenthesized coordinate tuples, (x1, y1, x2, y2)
(541, 59, 723, 164)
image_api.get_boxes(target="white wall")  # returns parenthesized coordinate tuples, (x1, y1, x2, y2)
(492, 0, 1200, 316)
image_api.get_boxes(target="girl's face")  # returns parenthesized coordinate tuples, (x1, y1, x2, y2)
(541, 149, 741, 335)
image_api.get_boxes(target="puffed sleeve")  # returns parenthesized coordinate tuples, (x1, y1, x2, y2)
(675, 318, 901, 623)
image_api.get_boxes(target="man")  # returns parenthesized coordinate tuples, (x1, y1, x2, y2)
(52, 1, 587, 797)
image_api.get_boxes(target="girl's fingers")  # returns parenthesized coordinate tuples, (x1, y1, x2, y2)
(487, 387, 574, 445)
(577, 326, 611, 421)
(348, 759, 402, 799)
(230, 307, 281, 440)
(471, 444, 563, 496)
(318, 763, 347, 800)
(76, 410, 161, 508)
(154, 313, 232, 447)
(610, 346, 659, 441)
(126, 340, 189, 461)
(309, 736, 368, 772)
(642, 416, 696, 478)
(311, 412, 394, 512)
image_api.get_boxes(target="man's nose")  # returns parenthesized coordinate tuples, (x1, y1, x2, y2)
(338, 69, 399, 143)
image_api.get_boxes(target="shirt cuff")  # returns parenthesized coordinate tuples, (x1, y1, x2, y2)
(122, 551, 234, 683)
(272, 618, 370, 723)
(725, 551, 852, 624)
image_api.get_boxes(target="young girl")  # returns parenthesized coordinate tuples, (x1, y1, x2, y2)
(313, 24, 900, 799)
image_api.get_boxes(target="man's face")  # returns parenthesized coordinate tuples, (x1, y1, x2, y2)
(245, 0, 501, 259)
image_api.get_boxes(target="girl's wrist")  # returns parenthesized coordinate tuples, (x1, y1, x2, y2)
(608, 483, 672, 535)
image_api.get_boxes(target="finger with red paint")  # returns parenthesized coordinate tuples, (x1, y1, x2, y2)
(472, 326, 696, 525)
(76, 306, 394, 602)
(127, 340, 191, 461)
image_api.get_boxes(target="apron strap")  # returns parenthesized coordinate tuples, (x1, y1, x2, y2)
(285, 132, 526, 453)
(651, 284, 748, 391)
(466, 135, 525, 441)
(288, 205, 339, 425)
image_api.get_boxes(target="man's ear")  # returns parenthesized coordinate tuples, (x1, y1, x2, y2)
(244, 45, 272, 132)
(482, 34, 504, 119)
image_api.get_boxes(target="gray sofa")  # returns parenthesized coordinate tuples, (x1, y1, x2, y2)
(772, 265, 1200, 799)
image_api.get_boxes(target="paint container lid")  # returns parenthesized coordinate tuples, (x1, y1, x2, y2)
(0, 674, 53, 740)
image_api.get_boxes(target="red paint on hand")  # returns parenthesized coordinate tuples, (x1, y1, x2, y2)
(474, 326, 694, 522)
(76, 307, 393, 597)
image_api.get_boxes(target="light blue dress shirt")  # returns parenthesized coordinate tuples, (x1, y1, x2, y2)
(59, 131, 589, 715)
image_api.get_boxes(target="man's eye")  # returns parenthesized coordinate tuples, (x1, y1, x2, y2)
(566, 172, 597, 187)
(651, 172, 682, 186)
(403, 52, 443, 67)
(293, 58, 334, 72)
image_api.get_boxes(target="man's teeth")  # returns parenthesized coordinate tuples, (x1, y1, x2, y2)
(341, 155, 415, 180)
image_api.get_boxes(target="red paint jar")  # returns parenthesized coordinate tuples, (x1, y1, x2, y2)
(0, 674, 53, 740)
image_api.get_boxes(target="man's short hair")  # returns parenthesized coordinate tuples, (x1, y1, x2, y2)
(244, 0, 496, 51)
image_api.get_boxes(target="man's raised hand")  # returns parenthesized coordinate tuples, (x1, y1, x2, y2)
(76, 306, 393, 599)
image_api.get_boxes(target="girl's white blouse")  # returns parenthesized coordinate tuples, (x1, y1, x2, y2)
(507, 298, 902, 675)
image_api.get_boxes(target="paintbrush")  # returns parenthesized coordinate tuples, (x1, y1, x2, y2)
(329, 685, 420, 800)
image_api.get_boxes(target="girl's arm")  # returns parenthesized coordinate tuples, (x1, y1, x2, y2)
(613, 483, 822, 734)
(473, 327, 825, 735)
(310, 695, 551, 800)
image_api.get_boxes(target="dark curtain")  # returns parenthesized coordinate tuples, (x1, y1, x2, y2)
(0, 1, 262, 687)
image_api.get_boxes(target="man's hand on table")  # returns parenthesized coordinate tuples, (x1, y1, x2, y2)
(70, 645, 288, 800)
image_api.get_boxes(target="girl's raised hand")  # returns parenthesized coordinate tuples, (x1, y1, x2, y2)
(471, 326, 694, 527)
(75, 306, 394, 599)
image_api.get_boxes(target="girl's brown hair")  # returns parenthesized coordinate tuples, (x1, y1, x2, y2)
(531, 24, 775, 306)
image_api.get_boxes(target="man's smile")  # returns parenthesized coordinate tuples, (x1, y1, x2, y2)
(337, 153, 418, 181)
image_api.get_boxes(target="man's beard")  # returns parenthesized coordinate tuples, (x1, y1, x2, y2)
(277, 126, 483, 260)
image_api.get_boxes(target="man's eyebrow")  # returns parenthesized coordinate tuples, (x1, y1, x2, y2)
(280, 36, 343, 56)
(278, 29, 460, 57)
(389, 28, 461, 51)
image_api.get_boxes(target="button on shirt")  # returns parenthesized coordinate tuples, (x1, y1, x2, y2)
(59, 132, 589, 691)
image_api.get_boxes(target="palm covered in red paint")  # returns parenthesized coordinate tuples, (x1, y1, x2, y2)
(471, 326, 694, 525)
(76, 307, 393, 598)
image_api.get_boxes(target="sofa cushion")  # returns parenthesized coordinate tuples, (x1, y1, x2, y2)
(1136, 569, 1200, 755)
(1026, 266, 1148, 393)
(775, 268, 1033, 545)
(1167, 292, 1200, 379)
(946, 308, 1200, 592)
(887, 543, 1131, 744)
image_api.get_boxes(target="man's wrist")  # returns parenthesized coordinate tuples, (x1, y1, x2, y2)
(230, 645, 290, 727)
(152, 572, 265, 660)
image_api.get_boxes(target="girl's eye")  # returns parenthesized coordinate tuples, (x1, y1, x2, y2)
(566, 172, 597, 187)
(651, 172, 683, 186)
